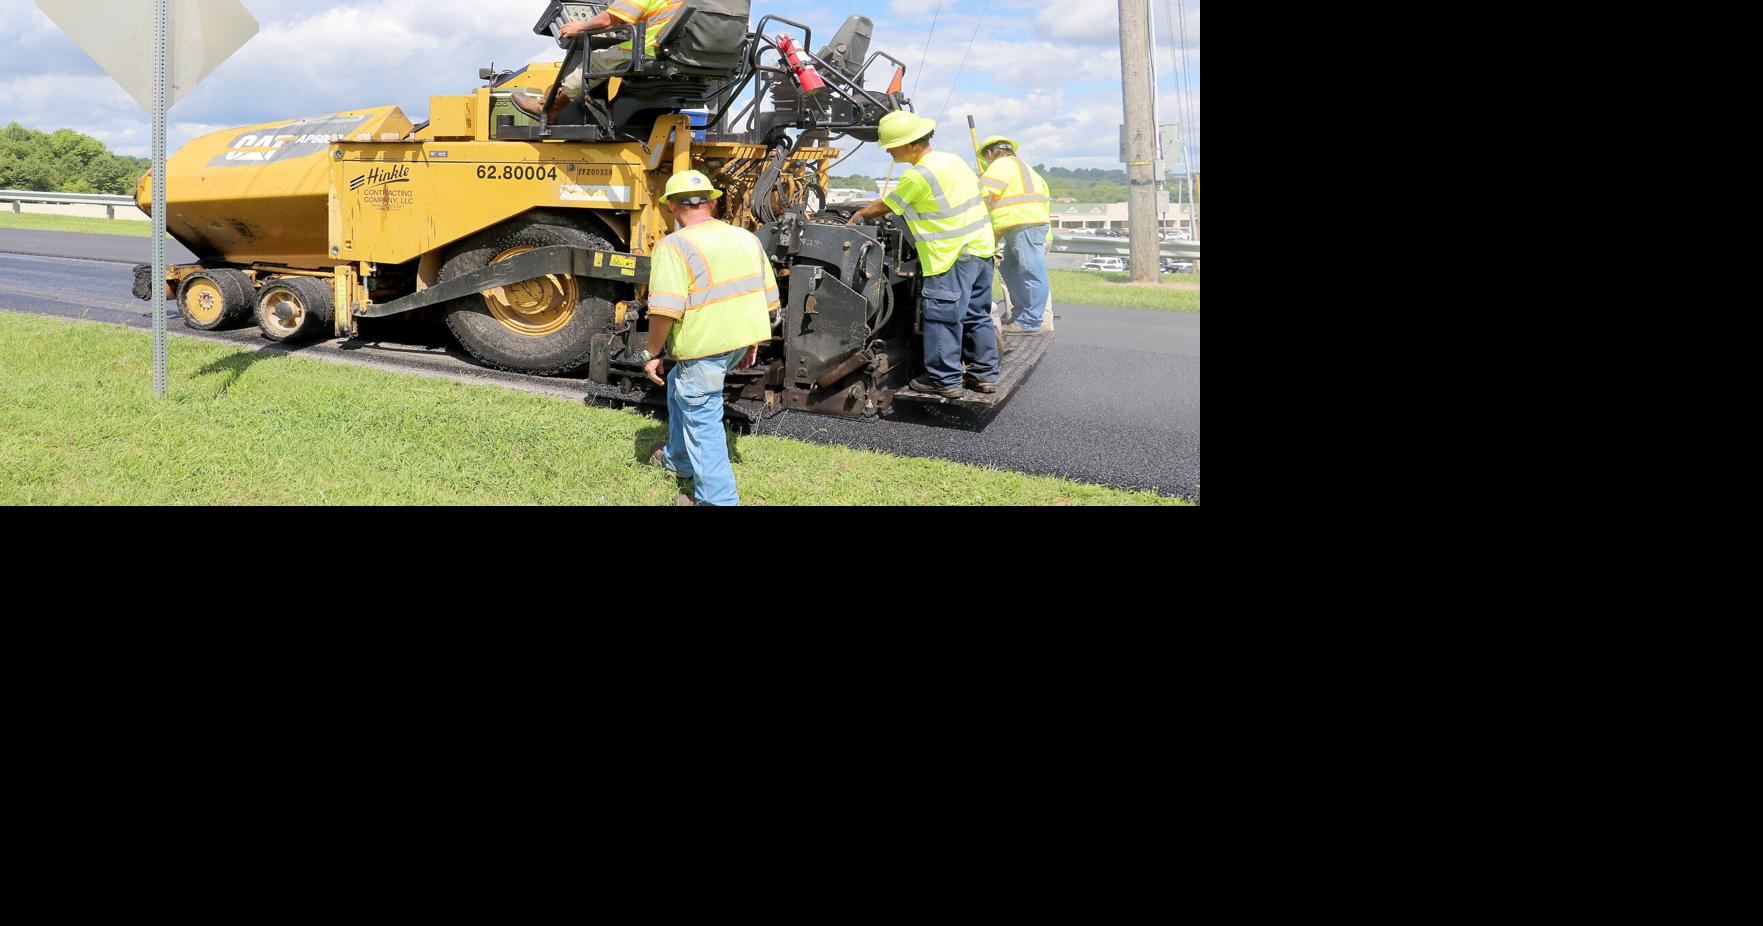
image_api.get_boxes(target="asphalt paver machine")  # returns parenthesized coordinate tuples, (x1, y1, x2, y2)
(133, 1, 1052, 419)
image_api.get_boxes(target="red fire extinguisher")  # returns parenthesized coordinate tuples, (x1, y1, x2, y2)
(775, 34, 826, 96)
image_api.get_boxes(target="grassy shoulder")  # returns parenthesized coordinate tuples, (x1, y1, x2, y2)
(1046, 268, 1200, 312)
(0, 211, 150, 238)
(0, 313, 1185, 506)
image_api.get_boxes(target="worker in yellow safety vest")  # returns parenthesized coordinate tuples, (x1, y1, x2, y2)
(979, 135, 1053, 334)
(513, 0, 684, 121)
(642, 170, 779, 506)
(846, 111, 1000, 397)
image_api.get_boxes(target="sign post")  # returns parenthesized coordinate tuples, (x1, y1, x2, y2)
(36, 0, 259, 397)
(152, 0, 167, 397)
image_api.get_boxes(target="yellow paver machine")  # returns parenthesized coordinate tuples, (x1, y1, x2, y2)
(133, 1, 1051, 418)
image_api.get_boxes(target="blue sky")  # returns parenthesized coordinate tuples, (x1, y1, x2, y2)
(1, 0, 1199, 178)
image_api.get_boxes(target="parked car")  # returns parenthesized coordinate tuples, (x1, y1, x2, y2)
(1161, 258, 1194, 273)
(1084, 257, 1126, 272)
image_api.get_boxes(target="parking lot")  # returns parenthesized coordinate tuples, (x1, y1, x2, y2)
(1047, 253, 1196, 273)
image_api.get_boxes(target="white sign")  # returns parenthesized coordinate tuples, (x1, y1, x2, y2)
(35, 0, 259, 111)
(1158, 124, 1180, 158)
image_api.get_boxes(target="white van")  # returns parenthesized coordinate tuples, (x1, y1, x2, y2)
(1083, 257, 1126, 272)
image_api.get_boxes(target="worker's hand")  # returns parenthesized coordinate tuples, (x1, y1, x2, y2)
(844, 213, 860, 226)
(736, 345, 757, 371)
(644, 358, 666, 386)
(560, 21, 592, 38)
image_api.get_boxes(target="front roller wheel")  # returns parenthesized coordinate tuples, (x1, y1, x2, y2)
(255, 277, 334, 343)
(438, 216, 620, 375)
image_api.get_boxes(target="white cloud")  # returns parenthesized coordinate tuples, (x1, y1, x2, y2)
(1035, 0, 1121, 44)
(1034, 0, 1201, 51)
(1, 0, 1197, 171)
(889, 0, 945, 16)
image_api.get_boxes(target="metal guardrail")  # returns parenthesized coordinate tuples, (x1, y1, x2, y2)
(2, 189, 136, 219)
(1050, 233, 1199, 260)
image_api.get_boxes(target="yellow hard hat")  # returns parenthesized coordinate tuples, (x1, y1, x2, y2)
(662, 170, 722, 203)
(979, 135, 1019, 153)
(876, 110, 937, 150)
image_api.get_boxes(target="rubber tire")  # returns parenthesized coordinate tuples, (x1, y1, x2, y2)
(177, 268, 253, 331)
(254, 276, 334, 343)
(438, 215, 619, 375)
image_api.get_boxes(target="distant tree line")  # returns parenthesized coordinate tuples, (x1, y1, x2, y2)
(0, 123, 149, 195)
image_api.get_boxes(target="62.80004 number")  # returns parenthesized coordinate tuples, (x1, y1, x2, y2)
(477, 164, 560, 181)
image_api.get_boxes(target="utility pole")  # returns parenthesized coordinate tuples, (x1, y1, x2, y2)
(1119, 0, 1158, 283)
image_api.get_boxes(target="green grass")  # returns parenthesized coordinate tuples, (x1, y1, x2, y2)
(1046, 268, 1200, 312)
(0, 313, 1186, 506)
(0, 211, 150, 237)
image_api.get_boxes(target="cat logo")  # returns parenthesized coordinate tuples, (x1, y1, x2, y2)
(206, 114, 373, 168)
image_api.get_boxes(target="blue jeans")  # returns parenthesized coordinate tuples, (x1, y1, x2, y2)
(660, 346, 748, 506)
(998, 224, 1049, 330)
(921, 253, 1000, 388)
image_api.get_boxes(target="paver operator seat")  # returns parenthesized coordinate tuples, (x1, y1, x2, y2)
(510, 0, 752, 141)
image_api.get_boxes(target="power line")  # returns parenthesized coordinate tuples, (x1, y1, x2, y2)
(1170, 0, 1198, 166)
(1168, 0, 1198, 235)
(938, 0, 992, 121)
(830, 141, 865, 172)
(1155, 1, 1198, 172)
(1158, 0, 1182, 132)
(911, 1, 943, 99)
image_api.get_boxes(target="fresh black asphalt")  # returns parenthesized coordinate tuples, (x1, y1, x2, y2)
(0, 227, 196, 264)
(1, 237, 1199, 501)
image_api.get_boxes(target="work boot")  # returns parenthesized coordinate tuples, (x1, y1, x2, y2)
(650, 445, 694, 493)
(673, 494, 697, 507)
(510, 90, 567, 120)
(964, 376, 997, 394)
(1002, 322, 1042, 335)
(908, 376, 962, 399)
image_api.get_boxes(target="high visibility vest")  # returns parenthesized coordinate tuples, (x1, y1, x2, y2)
(646, 220, 779, 360)
(606, 0, 682, 56)
(882, 150, 996, 277)
(980, 155, 1051, 232)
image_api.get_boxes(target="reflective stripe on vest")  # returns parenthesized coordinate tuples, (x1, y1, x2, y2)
(984, 154, 1052, 232)
(611, 0, 682, 55)
(884, 151, 995, 276)
(914, 218, 994, 241)
(657, 222, 775, 360)
(897, 163, 987, 221)
(688, 272, 766, 308)
(670, 230, 714, 290)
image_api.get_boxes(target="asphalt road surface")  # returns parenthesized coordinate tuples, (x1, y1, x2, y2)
(1, 237, 1199, 501)
(0, 227, 196, 265)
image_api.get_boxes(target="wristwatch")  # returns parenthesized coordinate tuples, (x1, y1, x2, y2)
(639, 349, 657, 363)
